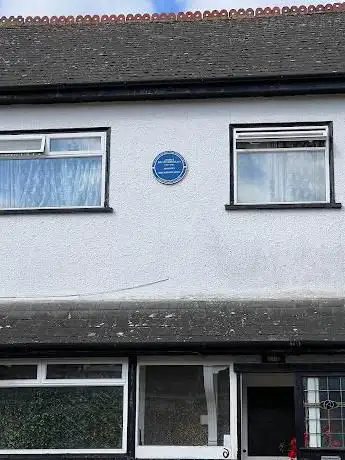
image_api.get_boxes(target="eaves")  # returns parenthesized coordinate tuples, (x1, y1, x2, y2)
(2, 73, 345, 105)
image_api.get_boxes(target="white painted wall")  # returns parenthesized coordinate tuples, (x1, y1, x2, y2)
(0, 95, 344, 301)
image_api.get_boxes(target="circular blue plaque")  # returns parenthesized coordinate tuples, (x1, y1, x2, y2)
(152, 151, 188, 185)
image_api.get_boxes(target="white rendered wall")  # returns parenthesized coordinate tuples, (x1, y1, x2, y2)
(0, 95, 344, 301)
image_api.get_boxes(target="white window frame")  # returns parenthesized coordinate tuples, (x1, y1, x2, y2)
(136, 356, 238, 460)
(232, 124, 331, 206)
(0, 358, 128, 455)
(0, 130, 107, 211)
(47, 131, 106, 156)
(0, 134, 45, 154)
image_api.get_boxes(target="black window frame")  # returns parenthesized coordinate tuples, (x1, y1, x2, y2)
(234, 364, 345, 460)
(225, 121, 341, 211)
(0, 127, 113, 215)
(296, 371, 345, 460)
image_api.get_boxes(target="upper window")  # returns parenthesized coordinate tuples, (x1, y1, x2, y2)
(229, 123, 338, 208)
(0, 130, 108, 211)
(136, 359, 237, 459)
(0, 359, 128, 455)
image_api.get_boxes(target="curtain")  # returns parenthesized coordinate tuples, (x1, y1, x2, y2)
(50, 137, 101, 152)
(0, 157, 102, 208)
(306, 377, 322, 448)
(237, 151, 326, 204)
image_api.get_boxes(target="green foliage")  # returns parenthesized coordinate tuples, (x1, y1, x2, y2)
(0, 386, 123, 450)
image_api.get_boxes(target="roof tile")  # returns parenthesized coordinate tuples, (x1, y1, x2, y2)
(0, 11, 345, 88)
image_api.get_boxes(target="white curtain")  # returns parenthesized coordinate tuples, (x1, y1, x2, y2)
(50, 137, 101, 152)
(237, 151, 326, 204)
(0, 157, 102, 208)
(307, 377, 322, 448)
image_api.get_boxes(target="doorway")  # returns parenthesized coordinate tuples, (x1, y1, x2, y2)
(241, 374, 295, 460)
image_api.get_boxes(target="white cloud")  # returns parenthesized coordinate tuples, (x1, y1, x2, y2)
(0, 0, 155, 17)
(185, 0, 320, 10)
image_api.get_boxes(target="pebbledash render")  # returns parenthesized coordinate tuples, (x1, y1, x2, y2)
(1, 4, 345, 459)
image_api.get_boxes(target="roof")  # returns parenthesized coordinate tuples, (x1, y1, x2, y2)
(0, 299, 345, 353)
(1, 6, 345, 103)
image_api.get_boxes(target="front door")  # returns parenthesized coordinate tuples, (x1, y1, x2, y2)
(241, 374, 295, 460)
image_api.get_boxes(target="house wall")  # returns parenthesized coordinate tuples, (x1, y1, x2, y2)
(0, 95, 344, 301)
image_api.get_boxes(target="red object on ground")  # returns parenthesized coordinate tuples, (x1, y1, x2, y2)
(289, 436, 297, 459)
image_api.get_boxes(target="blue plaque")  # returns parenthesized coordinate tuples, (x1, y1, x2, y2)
(152, 151, 188, 185)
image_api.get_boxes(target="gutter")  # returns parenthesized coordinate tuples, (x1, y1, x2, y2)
(2, 74, 345, 105)
(0, 341, 345, 358)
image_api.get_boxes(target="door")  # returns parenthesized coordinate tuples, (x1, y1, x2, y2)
(241, 374, 295, 460)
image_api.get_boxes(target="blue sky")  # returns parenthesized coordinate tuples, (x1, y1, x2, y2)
(154, 0, 183, 12)
(0, 0, 323, 17)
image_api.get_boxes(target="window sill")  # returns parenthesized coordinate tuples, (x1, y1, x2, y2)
(0, 207, 114, 215)
(225, 203, 342, 211)
(299, 447, 345, 458)
(136, 445, 233, 459)
(300, 447, 345, 451)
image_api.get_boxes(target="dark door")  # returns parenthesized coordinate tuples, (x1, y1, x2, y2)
(247, 387, 295, 456)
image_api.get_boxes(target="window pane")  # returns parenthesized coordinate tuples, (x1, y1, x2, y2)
(139, 365, 230, 446)
(0, 386, 123, 450)
(47, 363, 122, 379)
(237, 151, 326, 203)
(0, 138, 43, 153)
(304, 376, 345, 448)
(50, 137, 101, 152)
(0, 365, 36, 380)
(0, 157, 102, 208)
(319, 377, 328, 391)
(329, 378, 341, 390)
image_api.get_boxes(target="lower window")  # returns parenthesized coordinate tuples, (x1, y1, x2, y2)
(0, 360, 128, 454)
(136, 360, 237, 459)
(304, 376, 345, 448)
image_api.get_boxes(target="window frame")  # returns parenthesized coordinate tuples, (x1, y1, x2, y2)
(0, 358, 128, 456)
(135, 356, 238, 460)
(0, 134, 46, 154)
(297, 372, 345, 452)
(293, 370, 345, 460)
(0, 127, 112, 214)
(226, 121, 341, 211)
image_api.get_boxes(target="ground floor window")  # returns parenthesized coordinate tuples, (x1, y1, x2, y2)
(136, 359, 237, 459)
(4, 357, 345, 459)
(304, 376, 345, 448)
(0, 359, 128, 455)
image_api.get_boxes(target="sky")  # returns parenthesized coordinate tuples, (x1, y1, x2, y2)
(0, 0, 324, 17)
